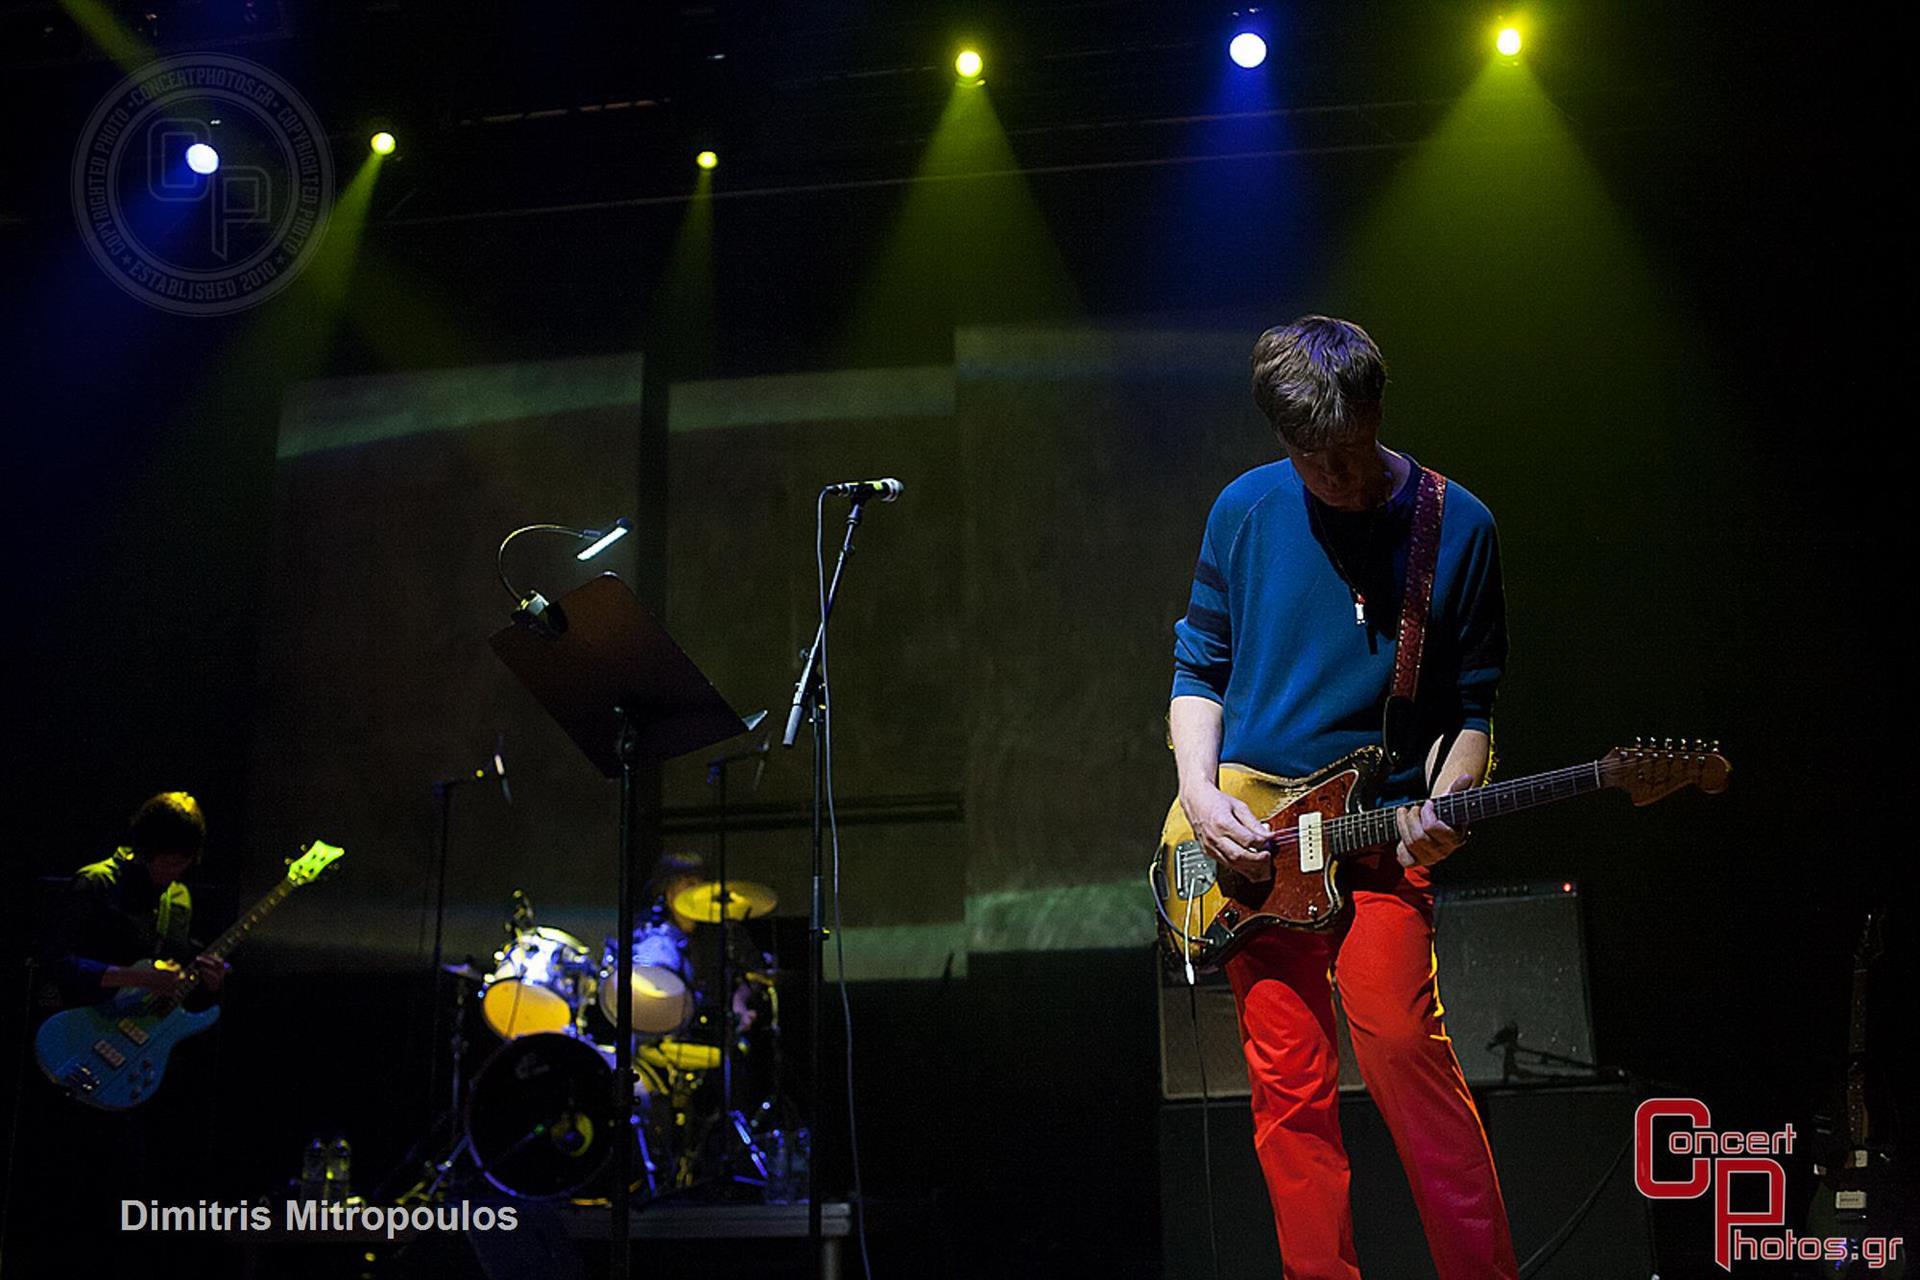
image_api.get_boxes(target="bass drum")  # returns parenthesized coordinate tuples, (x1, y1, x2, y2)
(467, 1033, 621, 1199)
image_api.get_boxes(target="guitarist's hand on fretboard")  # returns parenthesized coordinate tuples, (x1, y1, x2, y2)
(192, 953, 228, 995)
(1394, 772, 1477, 869)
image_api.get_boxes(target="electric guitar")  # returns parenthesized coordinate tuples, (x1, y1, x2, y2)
(1804, 911, 1908, 1276)
(1152, 740, 1728, 970)
(36, 840, 346, 1110)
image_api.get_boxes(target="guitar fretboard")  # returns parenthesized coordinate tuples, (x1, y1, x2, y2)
(202, 877, 296, 963)
(1324, 762, 1608, 855)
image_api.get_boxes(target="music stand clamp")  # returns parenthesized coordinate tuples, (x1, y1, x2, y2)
(491, 573, 753, 1280)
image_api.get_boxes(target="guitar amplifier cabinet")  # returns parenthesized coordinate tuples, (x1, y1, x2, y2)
(1158, 880, 1596, 1099)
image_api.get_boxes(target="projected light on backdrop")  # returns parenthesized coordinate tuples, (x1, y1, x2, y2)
(843, 46, 1077, 362)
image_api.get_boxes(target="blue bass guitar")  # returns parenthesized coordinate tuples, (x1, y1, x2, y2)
(35, 840, 345, 1110)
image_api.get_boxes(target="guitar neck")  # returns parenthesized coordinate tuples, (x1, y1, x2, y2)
(200, 877, 297, 964)
(1329, 761, 1611, 854)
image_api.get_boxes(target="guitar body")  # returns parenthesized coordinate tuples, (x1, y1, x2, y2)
(1153, 747, 1382, 971)
(35, 961, 221, 1110)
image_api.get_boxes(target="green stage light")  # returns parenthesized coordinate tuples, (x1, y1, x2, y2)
(370, 131, 396, 155)
(955, 49, 983, 81)
(696, 150, 718, 170)
(1496, 27, 1523, 57)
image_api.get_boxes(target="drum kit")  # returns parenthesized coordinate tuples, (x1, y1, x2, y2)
(432, 880, 791, 1204)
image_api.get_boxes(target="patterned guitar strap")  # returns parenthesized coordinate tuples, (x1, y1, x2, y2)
(1381, 466, 1447, 771)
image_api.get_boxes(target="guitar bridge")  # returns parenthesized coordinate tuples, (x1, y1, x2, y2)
(1173, 840, 1216, 899)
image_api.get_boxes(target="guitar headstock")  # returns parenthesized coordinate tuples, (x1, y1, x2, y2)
(286, 840, 346, 887)
(1600, 738, 1731, 806)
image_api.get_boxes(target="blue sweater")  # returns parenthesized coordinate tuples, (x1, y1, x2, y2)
(1171, 456, 1507, 805)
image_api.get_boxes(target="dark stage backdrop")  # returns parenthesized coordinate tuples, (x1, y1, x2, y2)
(249, 355, 650, 967)
(244, 331, 1283, 981)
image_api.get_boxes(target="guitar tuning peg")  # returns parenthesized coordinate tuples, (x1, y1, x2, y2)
(1663, 737, 1674, 752)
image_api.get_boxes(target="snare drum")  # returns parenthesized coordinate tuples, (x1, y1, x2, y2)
(482, 927, 592, 1040)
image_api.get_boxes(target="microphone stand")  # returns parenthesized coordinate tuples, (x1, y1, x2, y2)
(424, 756, 508, 1119)
(782, 492, 871, 1276)
(705, 723, 771, 1184)
(425, 773, 470, 1119)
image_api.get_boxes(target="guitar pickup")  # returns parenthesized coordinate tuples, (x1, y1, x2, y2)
(1297, 811, 1325, 873)
(1173, 840, 1216, 899)
(91, 1039, 127, 1068)
(116, 1019, 150, 1046)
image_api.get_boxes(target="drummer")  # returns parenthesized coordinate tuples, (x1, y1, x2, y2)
(638, 851, 764, 1036)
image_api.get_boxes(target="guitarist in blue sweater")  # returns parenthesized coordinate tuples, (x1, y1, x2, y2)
(1169, 316, 1516, 1279)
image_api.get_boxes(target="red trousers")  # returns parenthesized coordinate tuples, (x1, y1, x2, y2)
(1224, 857, 1519, 1280)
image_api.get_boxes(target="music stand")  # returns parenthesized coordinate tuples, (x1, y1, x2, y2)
(491, 572, 752, 1280)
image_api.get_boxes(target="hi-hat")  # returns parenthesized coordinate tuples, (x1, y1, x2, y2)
(671, 880, 778, 923)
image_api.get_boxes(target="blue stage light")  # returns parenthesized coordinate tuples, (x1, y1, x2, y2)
(185, 143, 219, 174)
(1229, 32, 1268, 69)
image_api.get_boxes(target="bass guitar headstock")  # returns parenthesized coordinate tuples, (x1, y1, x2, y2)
(1600, 738, 1731, 807)
(285, 840, 346, 887)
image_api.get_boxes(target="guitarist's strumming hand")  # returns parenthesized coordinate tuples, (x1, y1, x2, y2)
(1181, 784, 1275, 881)
(1394, 772, 1475, 868)
(109, 961, 188, 999)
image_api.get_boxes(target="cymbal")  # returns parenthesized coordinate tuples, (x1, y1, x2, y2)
(671, 880, 777, 923)
(640, 1040, 723, 1072)
(442, 962, 489, 984)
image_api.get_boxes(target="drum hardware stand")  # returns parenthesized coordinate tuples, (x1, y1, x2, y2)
(376, 970, 483, 1206)
(491, 572, 750, 1280)
(782, 488, 880, 1274)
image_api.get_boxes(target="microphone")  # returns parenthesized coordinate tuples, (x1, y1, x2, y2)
(821, 478, 904, 502)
